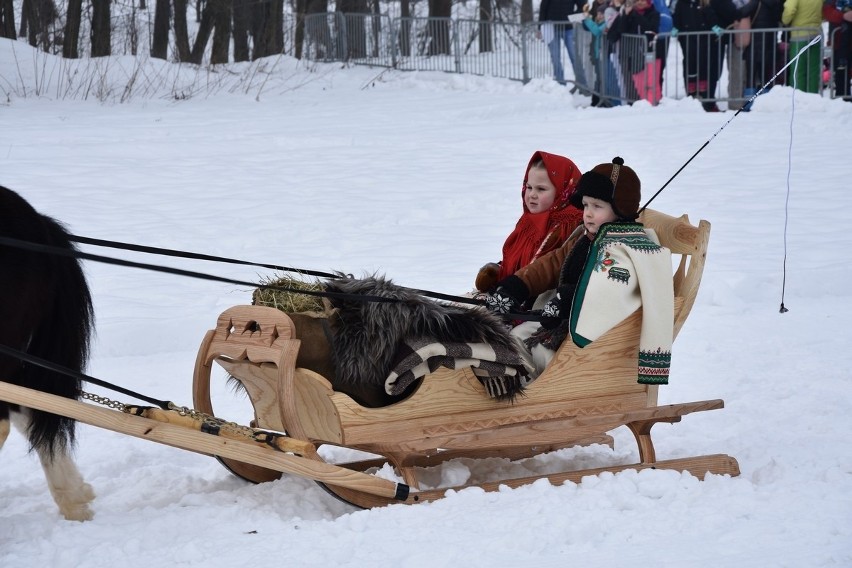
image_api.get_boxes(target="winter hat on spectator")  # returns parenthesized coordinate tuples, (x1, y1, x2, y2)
(569, 157, 641, 220)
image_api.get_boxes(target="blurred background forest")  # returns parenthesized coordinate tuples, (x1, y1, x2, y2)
(0, 0, 531, 63)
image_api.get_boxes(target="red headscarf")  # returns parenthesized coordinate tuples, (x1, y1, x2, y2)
(498, 151, 583, 280)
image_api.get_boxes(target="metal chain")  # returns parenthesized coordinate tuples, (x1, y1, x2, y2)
(81, 391, 278, 444)
(81, 390, 127, 412)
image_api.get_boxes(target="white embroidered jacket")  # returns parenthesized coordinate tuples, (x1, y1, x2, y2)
(569, 223, 674, 384)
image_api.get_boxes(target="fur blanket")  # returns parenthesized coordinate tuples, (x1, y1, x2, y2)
(325, 275, 532, 403)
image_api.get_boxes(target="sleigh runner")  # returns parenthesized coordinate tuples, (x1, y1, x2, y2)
(191, 209, 740, 507)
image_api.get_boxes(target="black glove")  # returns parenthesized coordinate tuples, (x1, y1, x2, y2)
(486, 289, 519, 314)
(539, 286, 570, 329)
(484, 276, 529, 315)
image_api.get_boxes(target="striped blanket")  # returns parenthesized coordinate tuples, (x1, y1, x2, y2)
(385, 337, 535, 400)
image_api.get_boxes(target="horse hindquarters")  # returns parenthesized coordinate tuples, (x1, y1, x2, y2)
(19, 212, 95, 457)
(0, 186, 95, 520)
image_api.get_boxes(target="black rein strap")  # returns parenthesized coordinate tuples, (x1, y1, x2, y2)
(67, 233, 483, 307)
(0, 235, 397, 305)
(0, 343, 172, 410)
(0, 234, 542, 321)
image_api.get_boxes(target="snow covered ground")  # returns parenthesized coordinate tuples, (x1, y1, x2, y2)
(1, 39, 851, 567)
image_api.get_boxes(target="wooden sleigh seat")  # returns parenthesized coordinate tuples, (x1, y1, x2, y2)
(192, 209, 740, 507)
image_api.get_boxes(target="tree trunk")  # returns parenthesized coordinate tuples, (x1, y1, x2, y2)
(303, 0, 330, 59)
(337, 0, 368, 60)
(151, 0, 170, 59)
(174, 0, 191, 61)
(189, 1, 213, 63)
(427, 0, 451, 56)
(250, 0, 282, 59)
(232, 0, 249, 61)
(398, 0, 410, 57)
(91, 0, 111, 57)
(19, 0, 28, 39)
(293, 0, 305, 59)
(210, 0, 231, 64)
(22, 0, 55, 50)
(63, 0, 82, 57)
(520, 0, 533, 24)
(0, 0, 16, 39)
(478, 0, 492, 53)
(270, 0, 284, 56)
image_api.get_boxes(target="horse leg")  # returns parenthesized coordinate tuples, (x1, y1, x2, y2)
(11, 409, 95, 521)
(0, 411, 9, 449)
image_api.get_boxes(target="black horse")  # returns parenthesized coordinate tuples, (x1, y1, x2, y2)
(0, 186, 95, 521)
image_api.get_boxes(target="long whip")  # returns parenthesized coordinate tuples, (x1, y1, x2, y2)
(638, 34, 821, 215)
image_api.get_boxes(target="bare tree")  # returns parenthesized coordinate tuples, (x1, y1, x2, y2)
(0, 0, 16, 39)
(520, 0, 533, 23)
(174, 0, 191, 61)
(189, 0, 233, 64)
(337, 0, 367, 59)
(427, 0, 451, 56)
(304, 0, 330, 59)
(21, 0, 56, 51)
(63, 0, 82, 57)
(151, 0, 170, 59)
(398, 0, 411, 57)
(210, 0, 231, 63)
(478, 0, 492, 52)
(232, 0, 249, 62)
(91, 0, 111, 56)
(252, 0, 284, 59)
(294, 0, 305, 59)
(189, 0, 213, 63)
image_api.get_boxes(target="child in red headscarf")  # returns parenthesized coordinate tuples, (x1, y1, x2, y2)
(475, 151, 583, 298)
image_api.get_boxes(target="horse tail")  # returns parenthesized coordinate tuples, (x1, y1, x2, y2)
(23, 213, 95, 458)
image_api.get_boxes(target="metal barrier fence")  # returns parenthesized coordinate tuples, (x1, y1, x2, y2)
(827, 26, 851, 100)
(296, 14, 839, 103)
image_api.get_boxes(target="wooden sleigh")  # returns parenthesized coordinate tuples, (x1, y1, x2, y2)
(191, 209, 740, 507)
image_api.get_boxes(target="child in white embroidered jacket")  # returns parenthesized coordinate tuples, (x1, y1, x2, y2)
(486, 157, 674, 385)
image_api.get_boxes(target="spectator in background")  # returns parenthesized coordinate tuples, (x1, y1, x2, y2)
(608, 0, 661, 102)
(782, 0, 825, 93)
(586, 0, 624, 105)
(710, 0, 757, 110)
(540, 0, 590, 90)
(824, 0, 852, 100)
(742, 0, 783, 108)
(673, 0, 724, 111)
(652, 0, 674, 94)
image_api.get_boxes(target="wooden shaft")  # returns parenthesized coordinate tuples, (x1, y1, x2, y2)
(0, 382, 407, 501)
(135, 406, 316, 456)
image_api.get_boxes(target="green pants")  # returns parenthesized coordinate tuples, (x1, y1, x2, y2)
(788, 39, 822, 94)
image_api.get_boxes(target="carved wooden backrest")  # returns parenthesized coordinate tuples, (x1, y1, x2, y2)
(638, 209, 710, 338)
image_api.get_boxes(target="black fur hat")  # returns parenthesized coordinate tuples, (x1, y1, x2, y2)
(569, 157, 641, 220)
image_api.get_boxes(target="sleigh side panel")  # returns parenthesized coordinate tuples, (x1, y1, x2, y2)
(284, 309, 661, 453)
